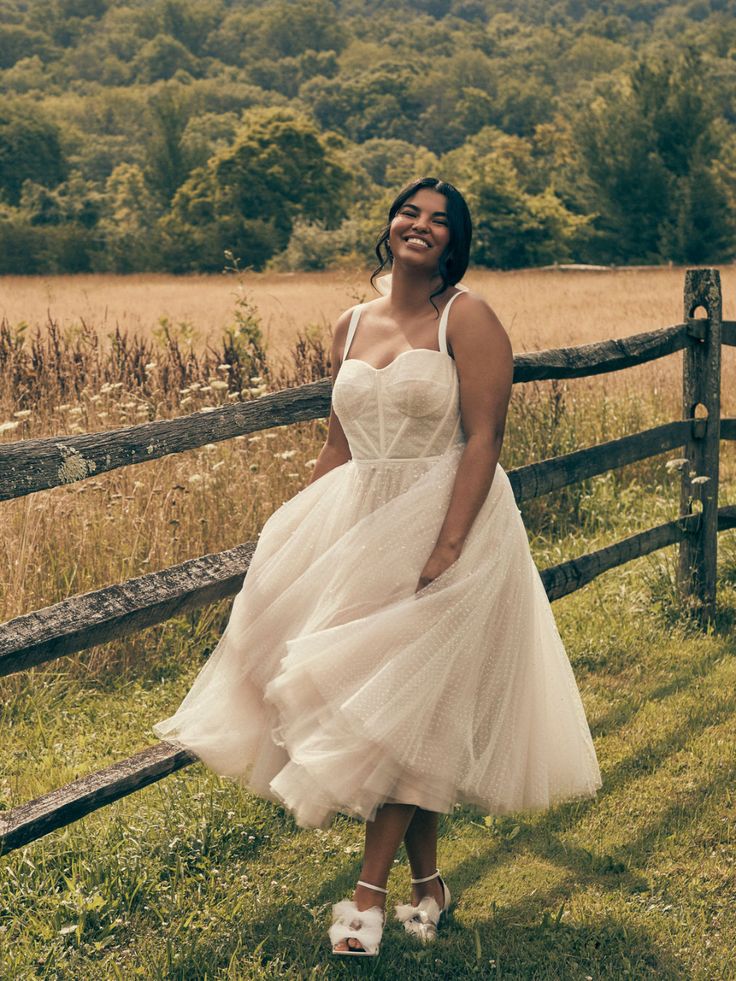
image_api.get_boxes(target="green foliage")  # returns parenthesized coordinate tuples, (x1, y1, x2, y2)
(1, 0, 736, 271)
(0, 103, 67, 205)
(163, 106, 352, 271)
(574, 47, 735, 263)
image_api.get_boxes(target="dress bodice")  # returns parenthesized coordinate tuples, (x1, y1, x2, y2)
(331, 292, 467, 462)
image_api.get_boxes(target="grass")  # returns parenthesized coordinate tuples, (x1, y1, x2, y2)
(1, 268, 736, 977)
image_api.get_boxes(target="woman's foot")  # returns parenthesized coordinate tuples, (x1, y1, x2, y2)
(410, 874, 445, 908)
(330, 881, 386, 956)
(395, 869, 451, 943)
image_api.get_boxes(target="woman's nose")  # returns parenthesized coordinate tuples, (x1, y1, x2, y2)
(411, 216, 430, 231)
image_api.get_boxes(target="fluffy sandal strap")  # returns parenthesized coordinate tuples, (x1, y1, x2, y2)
(329, 900, 384, 954)
(395, 896, 442, 943)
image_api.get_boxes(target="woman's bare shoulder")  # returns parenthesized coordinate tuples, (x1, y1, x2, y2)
(449, 289, 510, 352)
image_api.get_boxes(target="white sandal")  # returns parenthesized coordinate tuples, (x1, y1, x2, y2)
(394, 868, 451, 943)
(329, 880, 387, 957)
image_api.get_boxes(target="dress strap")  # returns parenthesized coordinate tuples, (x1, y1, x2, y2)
(438, 289, 466, 356)
(343, 304, 365, 360)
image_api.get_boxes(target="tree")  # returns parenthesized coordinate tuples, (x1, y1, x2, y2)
(574, 47, 735, 262)
(163, 107, 351, 270)
(0, 105, 67, 205)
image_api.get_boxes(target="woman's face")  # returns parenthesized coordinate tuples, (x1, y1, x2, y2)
(388, 188, 451, 273)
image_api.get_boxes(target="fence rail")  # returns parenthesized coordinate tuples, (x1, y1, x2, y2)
(1, 267, 733, 857)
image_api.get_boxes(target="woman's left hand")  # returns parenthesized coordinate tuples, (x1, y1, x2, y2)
(415, 542, 462, 593)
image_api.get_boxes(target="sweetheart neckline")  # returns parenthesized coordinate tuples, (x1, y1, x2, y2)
(342, 348, 454, 373)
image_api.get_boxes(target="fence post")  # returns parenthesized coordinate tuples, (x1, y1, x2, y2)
(678, 268, 722, 627)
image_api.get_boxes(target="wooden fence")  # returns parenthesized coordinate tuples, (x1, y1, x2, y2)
(2, 267, 735, 857)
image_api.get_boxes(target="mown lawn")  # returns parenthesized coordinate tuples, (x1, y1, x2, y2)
(2, 490, 736, 978)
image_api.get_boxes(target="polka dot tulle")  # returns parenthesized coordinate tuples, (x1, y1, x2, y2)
(153, 300, 601, 828)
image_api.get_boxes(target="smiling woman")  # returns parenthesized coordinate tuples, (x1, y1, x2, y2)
(153, 176, 601, 960)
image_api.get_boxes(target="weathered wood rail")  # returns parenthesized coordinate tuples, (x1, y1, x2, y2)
(1, 268, 733, 856)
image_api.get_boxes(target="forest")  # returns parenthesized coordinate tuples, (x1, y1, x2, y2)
(1, 0, 736, 273)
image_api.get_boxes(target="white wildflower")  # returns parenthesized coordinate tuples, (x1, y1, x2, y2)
(305, 458, 317, 468)
(199, 385, 213, 394)
(144, 362, 157, 372)
(249, 375, 263, 383)
(0, 421, 20, 433)
(217, 364, 231, 372)
(275, 449, 297, 460)
(691, 475, 711, 485)
(210, 380, 229, 391)
(122, 401, 138, 409)
(13, 409, 31, 419)
(227, 391, 239, 400)
(203, 443, 217, 452)
(180, 397, 193, 407)
(180, 387, 191, 395)
(665, 457, 689, 473)
(69, 407, 83, 417)
(58, 403, 72, 411)
(98, 412, 109, 420)
(200, 406, 217, 413)
(247, 435, 262, 443)
(100, 384, 112, 394)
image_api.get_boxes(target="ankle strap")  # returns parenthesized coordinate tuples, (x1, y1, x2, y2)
(356, 879, 388, 894)
(410, 868, 440, 885)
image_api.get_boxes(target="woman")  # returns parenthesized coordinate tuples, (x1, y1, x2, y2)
(154, 177, 601, 958)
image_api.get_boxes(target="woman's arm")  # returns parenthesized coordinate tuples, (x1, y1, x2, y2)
(416, 292, 514, 591)
(307, 309, 354, 485)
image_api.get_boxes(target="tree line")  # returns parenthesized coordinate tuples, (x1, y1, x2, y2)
(1, 0, 735, 274)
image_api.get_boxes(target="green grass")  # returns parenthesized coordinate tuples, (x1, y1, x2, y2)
(2, 422, 736, 978)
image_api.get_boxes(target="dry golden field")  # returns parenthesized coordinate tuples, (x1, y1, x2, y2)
(1, 266, 734, 645)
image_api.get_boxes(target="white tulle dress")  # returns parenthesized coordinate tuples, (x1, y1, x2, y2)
(153, 288, 602, 829)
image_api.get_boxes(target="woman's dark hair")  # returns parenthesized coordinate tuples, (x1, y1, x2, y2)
(371, 177, 472, 309)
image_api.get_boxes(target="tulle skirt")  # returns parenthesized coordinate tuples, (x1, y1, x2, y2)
(153, 445, 601, 828)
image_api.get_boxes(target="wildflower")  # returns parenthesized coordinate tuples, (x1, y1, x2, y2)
(227, 391, 239, 400)
(144, 362, 157, 372)
(200, 385, 213, 394)
(98, 412, 109, 420)
(665, 458, 689, 473)
(58, 403, 72, 411)
(275, 450, 297, 460)
(248, 435, 262, 443)
(218, 364, 231, 372)
(250, 375, 263, 384)
(13, 409, 32, 419)
(200, 406, 217, 413)
(189, 382, 201, 390)
(212, 460, 225, 471)
(691, 475, 711, 485)
(69, 407, 83, 417)
(180, 397, 193, 407)
(100, 384, 112, 394)
(0, 421, 20, 433)
(211, 380, 229, 391)
(180, 387, 191, 396)
(122, 401, 138, 409)
(305, 458, 317, 468)
(203, 443, 217, 452)
(247, 386, 262, 396)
